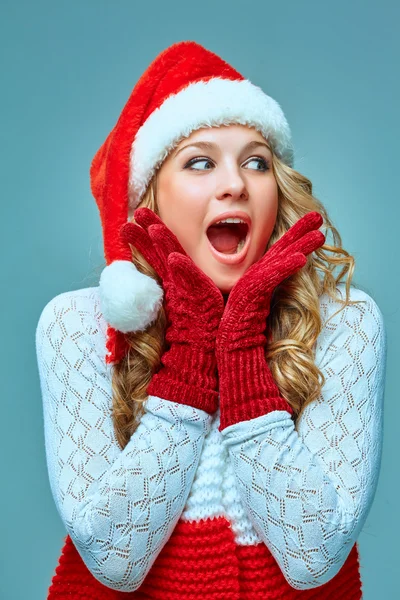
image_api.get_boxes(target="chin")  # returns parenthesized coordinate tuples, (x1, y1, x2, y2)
(194, 252, 252, 293)
(217, 280, 234, 294)
(214, 273, 242, 294)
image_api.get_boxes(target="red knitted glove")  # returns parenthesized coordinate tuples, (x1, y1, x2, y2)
(120, 208, 225, 415)
(216, 211, 326, 431)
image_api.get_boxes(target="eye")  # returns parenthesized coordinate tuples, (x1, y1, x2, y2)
(183, 156, 270, 171)
(184, 157, 214, 170)
(245, 157, 269, 171)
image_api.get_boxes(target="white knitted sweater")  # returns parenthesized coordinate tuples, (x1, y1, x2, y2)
(35, 283, 387, 592)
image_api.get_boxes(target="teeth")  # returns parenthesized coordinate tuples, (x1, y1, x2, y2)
(236, 238, 246, 253)
(214, 218, 246, 225)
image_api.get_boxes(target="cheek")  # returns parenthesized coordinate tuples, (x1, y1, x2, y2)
(252, 200, 279, 258)
(158, 200, 204, 257)
(160, 209, 194, 252)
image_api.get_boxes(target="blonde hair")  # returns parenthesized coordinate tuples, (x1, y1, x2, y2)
(109, 146, 363, 450)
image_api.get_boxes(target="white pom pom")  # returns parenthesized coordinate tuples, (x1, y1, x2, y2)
(99, 260, 164, 333)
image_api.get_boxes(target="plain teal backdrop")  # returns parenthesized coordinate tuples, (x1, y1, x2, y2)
(1, 1, 398, 598)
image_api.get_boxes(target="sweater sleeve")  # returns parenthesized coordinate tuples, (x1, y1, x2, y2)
(219, 285, 387, 591)
(35, 287, 212, 593)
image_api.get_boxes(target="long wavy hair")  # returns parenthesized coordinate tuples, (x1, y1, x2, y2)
(109, 142, 364, 450)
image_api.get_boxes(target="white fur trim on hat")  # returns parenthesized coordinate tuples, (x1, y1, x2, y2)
(99, 260, 164, 333)
(128, 77, 294, 217)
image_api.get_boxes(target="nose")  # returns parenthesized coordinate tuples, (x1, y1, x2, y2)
(215, 165, 249, 202)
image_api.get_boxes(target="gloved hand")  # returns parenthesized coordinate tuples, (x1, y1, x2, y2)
(120, 208, 225, 415)
(215, 211, 326, 431)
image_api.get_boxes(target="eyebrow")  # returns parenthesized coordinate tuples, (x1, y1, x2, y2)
(172, 139, 271, 158)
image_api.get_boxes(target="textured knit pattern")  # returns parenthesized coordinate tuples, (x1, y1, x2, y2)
(35, 283, 387, 597)
(120, 212, 226, 414)
(215, 210, 324, 430)
(217, 345, 294, 430)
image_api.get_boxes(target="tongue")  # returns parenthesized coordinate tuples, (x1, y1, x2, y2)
(207, 224, 242, 254)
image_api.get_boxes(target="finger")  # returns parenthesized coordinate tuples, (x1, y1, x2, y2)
(168, 253, 209, 290)
(119, 222, 167, 278)
(286, 229, 325, 257)
(146, 224, 173, 266)
(132, 207, 164, 230)
(133, 208, 189, 257)
(148, 223, 188, 257)
(237, 249, 307, 301)
(266, 211, 323, 260)
(253, 229, 324, 279)
(266, 252, 308, 289)
(120, 221, 151, 253)
(168, 253, 224, 306)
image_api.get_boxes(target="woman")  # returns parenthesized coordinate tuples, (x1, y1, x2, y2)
(35, 40, 387, 599)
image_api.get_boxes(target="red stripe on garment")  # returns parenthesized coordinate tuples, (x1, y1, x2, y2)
(234, 540, 362, 599)
(47, 516, 362, 599)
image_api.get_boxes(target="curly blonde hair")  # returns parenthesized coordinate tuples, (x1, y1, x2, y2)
(109, 145, 364, 450)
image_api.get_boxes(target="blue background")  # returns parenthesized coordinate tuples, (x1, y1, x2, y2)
(1, 1, 398, 598)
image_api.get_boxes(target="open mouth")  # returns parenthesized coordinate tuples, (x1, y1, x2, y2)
(206, 221, 249, 255)
(205, 221, 251, 265)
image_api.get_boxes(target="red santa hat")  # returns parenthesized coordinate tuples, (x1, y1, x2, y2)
(90, 40, 295, 364)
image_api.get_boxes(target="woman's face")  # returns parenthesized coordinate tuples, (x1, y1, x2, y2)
(156, 124, 279, 294)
